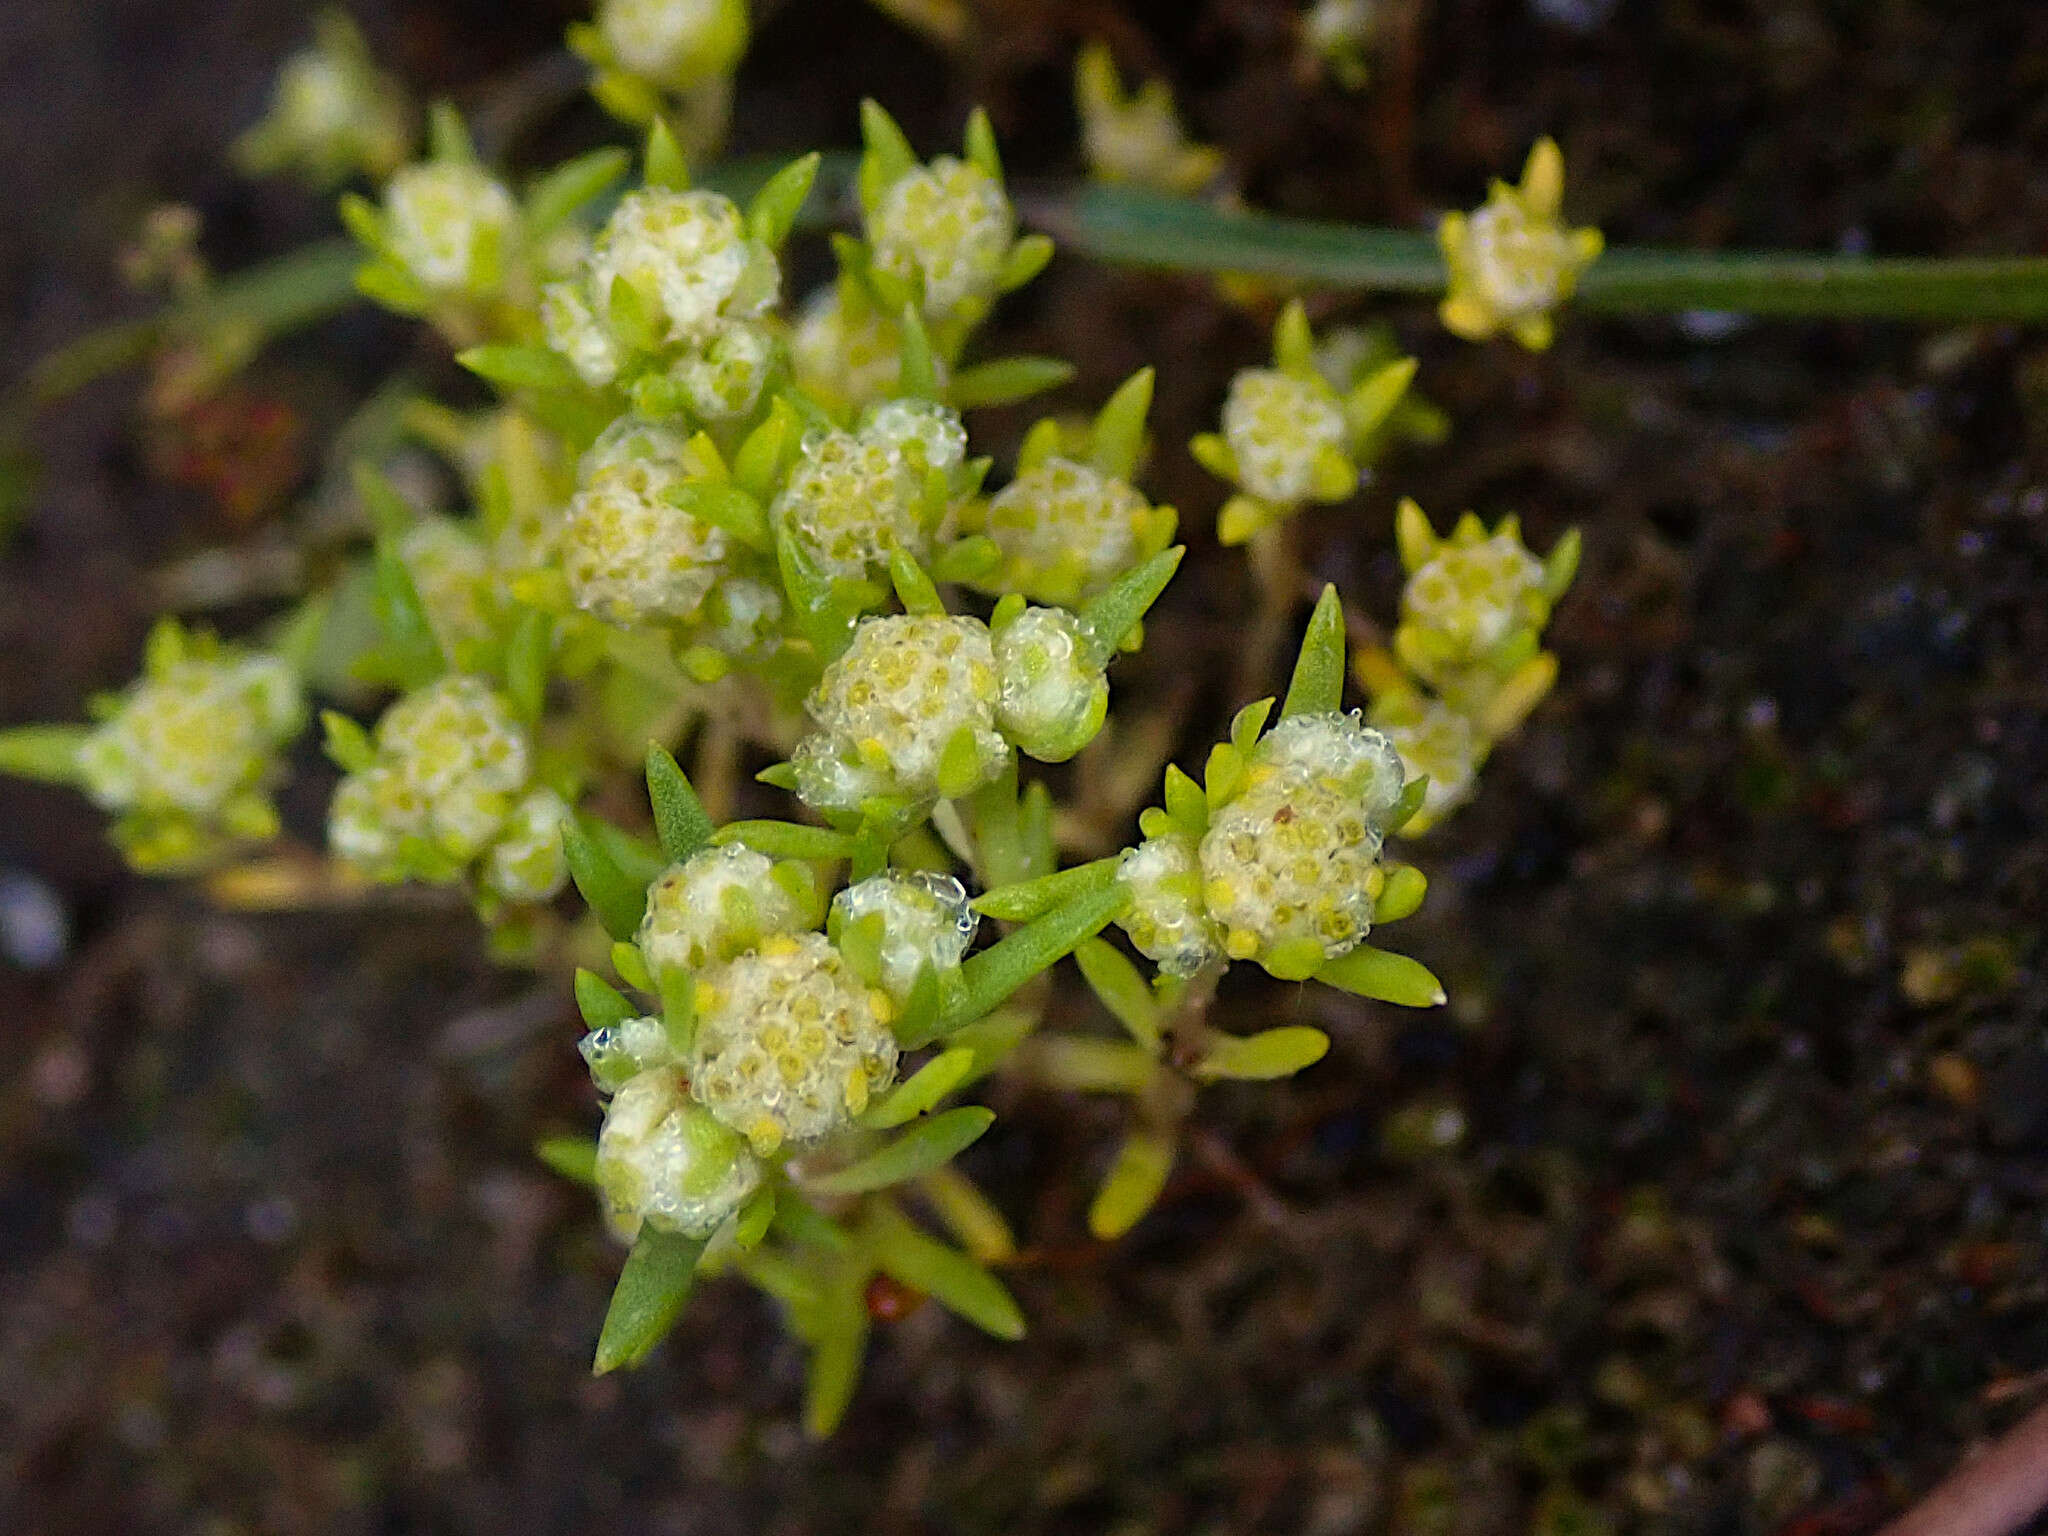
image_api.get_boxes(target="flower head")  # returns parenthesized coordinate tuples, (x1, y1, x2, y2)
(596, 0, 748, 90)
(1438, 138, 1603, 351)
(1117, 833, 1221, 978)
(771, 423, 937, 585)
(829, 870, 978, 1005)
(563, 420, 729, 625)
(688, 931, 900, 1153)
(596, 1066, 763, 1237)
(869, 156, 1015, 323)
(638, 843, 810, 976)
(790, 281, 910, 416)
(993, 605, 1109, 762)
(234, 11, 411, 187)
(1074, 42, 1222, 196)
(383, 161, 519, 298)
(586, 187, 779, 349)
(980, 458, 1166, 606)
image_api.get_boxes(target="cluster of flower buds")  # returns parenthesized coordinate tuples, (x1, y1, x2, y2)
(569, 0, 748, 159)
(563, 420, 732, 625)
(1191, 301, 1419, 544)
(70, 623, 304, 872)
(1073, 42, 1223, 196)
(325, 674, 570, 906)
(1438, 138, 1604, 351)
(1357, 499, 1580, 830)
(233, 10, 412, 188)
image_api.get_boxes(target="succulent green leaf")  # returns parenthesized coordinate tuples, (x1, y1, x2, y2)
(645, 745, 715, 864)
(593, 1228, 707, 1374)
(524, 146, 630, 236)
(351, 461, 416, 539)
(458, 344, 582, 393)
(746, 152, 822, 249)
(1281, 584, 1346, 718)
(1089, 1130, 1174, 1240)
(534, 1135, 598, 1187)
(1074, 938, 1161, 1048)
(1192, 1025, 1330, 1082)
(1077, 545, 1185, 667)
(1087, 366, 1154, 481)
(564, 813, 650, 940)
(856, 99, 918, 213)
(643, 117, 690, 190)
(806, 1106, 995, 1196)
(503, 609, 552, 724)
(317, 710, 375, 775)
(896, 303, 940, 400)
(1543, 527, 1583, 601)
(667, 480, 770, 552)
(575, 967, 638, 1033)
(1373, 864, 1428, 924)
(860, 1047, 976, 1130)
(999, 234, 1055, 292)
(870, 1203, 1024, 1339)
(1385, 775, 1429, 833)
(803, 1269, 871, 1438)
(1032, 1035, 1156, 1095)
(1161, 763, 1208, 839)
(947, 356, 1074, 411)
(712, 820, 858, 861)
(1229, 697, 1274, 756)
(1316, 944, 1446, 1006)
(926, 881, 1130, 1045)
(370, 545, 446, 689)
(889, 549, 945, 617)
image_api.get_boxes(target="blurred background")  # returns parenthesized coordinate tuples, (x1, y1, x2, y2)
(4, 2, 2048, 1531)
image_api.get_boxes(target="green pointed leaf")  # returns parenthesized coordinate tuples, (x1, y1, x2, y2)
(734, 1185, 777, 1251)
(732, 397, 797, 498)
(352, 461, 416, 539)
(503, 609, 552, 723)
(1385, 774, 1429, 833)
(1074, 938, 1160, 1048)
(427, 100, 476, 164)
(998, 234, 1054, 292)
(593, 1228, 707, 1374)
(870, 1203, 1024, 1339)
(0, 724, 88, 785)
(803, 1269, 871, 1437)
(923, 881, 1130, 1046)
(857, 99, 918, 212)
(1317, 944, 1445, 1006)
(1229, 697, 1275, 755)
(1281, 583, 1346, 718)
(712, 820, 858, 861)
(318, 710, 376, 774)
(1161, 763, 1207, 838)
(524, 146, 630, 236)
(860, 1048, 975, 1130)
(746, 152, 822, 248)
(889, 549, 944, 616)
(896, 303, 939, 399)
(668, 480, 770, 551)
(931, 534, 1002, 584)
(1089, 1130, 1174, 1239)
(962, 107, 1003, 183)
(535, 1135, 597, 1187)
(575, 967, 639, 1032)
(371, 545, 446, 688)
(645, 745, 715, 864)
(972, 855, 1120, 922)
(805, 1107, 994, 1196)
(1077, 545, 1185, 666)
(1273, 299, 1317, 374)
(1192, 1025, 1330, 1082)
(458, 344, 581, 393)
(644, 117, 689, 189)
(1032, 1036, 1156, 1095)
(564, 813, 650, 940)
(947, 356, 1074, 411)
(1543, 527, 1582, 601)
(1088, 367, 1154, 481)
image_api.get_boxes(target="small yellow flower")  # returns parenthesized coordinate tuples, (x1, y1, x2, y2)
(1437, 138, 1603, 351)
(1074, 42, 1223, 197)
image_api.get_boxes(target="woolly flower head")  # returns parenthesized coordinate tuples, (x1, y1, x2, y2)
(673, 321, 776, 421)
(233, 12, 410, 187)
(398, 516, 495, 663)
(1074, 41, 1222, 196)
(382, 161, 519, 297)
(638, 843, 810, 977)
(861, 397, 968, 480)
(792, 613, 1008, 815)
(328, 675, 533, 875)
(596, 1066, 763, 1238)
(982, 457, 1158, 606)
(790, 283, 908, 415)
(540, 281, 623, 388)
(1198, 713, 1406, 973)
(869, 156, 1015, 322)
(1438, 138, 1603, 351)
(1117, 832, 1221, 979)
(688, 932, 900, 1153)
(993, 605, 1108, 763)
(597, 0, 747, 89)
(563, 420, 728, 624)
(771, 421, 939, 585)
(1401, 522, 1548, 664)
(587, 187, 778, 347)
(482, 787, 572, 903)
(1371, 696, 1479, 833)
(77, 638, 302, 870)
(1220, 368, 1350, 507)
(830, 870, 978, 1005)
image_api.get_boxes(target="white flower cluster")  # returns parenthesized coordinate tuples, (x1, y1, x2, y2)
(328, 675, 568, 902)
(981, 457, 1155, 606)
(790, 283, 908, 415)
(383, 162, 520, 298)
(562, 420, 729, 624)
(594, 1058, 764, 1239)
(1220, 369, 1350, 506)
(772, 401, 965, 585)
(1117, 712, 1406, 977)
(868, 156, 1016, 323)
(830, 869, 978, 1004)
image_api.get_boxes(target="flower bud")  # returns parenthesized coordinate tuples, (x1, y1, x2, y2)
(859, 397, 968, 481)
(1220, 367, 1349, 506)
(771, 427, 928, 585)
(993, 606, 1108, 762)
(793, 614, 1008, 814)
(790, 282, 907, 416)
(597, 0, 748, 90)
(1400, 525, 1548, 665)
(638, 843, 809, 976)
(688, 932, 900, 1152)
(868, 157, 1015, 321)
(829, 870, 978, 1004)
(674, 320, 776, 420)
(482, 787, 572, 902)
(579, 1013, 675, 1093)
(588, 188, 778, 347)
(596, 1066, 763, 1238)
(563, 421, 728, 624)
(1117, 832, 1222, 979)
(383, 162, 519, 297)
(233, 13, 410, 188)
(982, 458, 1159, 605)
(541, 280, 623, 387)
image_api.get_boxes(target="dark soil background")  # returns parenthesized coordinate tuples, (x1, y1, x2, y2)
(5, 1, 2048, 1532)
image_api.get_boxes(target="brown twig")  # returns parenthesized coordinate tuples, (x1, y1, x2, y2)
(1877, 1401, 2048, 1536)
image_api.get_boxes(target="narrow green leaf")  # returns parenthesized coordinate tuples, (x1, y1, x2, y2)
(645, 745, 714, 864)
(668, 480, 770, 552)
(535, 1135, 597, 1187)
(746, 152, 822, 249)
(371, 545, 446, 688)
(351, 461, 416, 539)
(457, 344, 581, 393)
(860, 1048, 975, 1130)
(1281, 584, 1346, 718)
(926, 882, 1131, 1045)
(803, 1269, 871, 1437)
(870, 1203, 1024, 1339)
(896, 303, 939, 399)
(564, 814, 650, 940)
(712, 820, 858, 861)
(1192, 1025, 1330, 1082)
(1089, 1130, 1174, 1240)
(889, 549, 945, 616)
(524, 146, 630, 236)
(1088, 367, 1154, 481)
(0, 724, 87, 785)
(971, 855, 1119, 922)
(575, 967, 638, 1033)
(593, 1228, 707, 1374)
(1077, 545, 1185, 666)
(318, 710, 376, 774)
(963, 107, 1003, 183)
(503, 609, 551, 723)
(644, 117, 689, 189)
(427, 100, 476, 164)
(1075, 937, 1160, 1048)
(857, 99, 918, 212)
(1317, 944, 1446, 1006)
(804, 1106, 995, 1195)
(947, 356, 1074, 411)
(1032, 1036, 1156, 1095)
